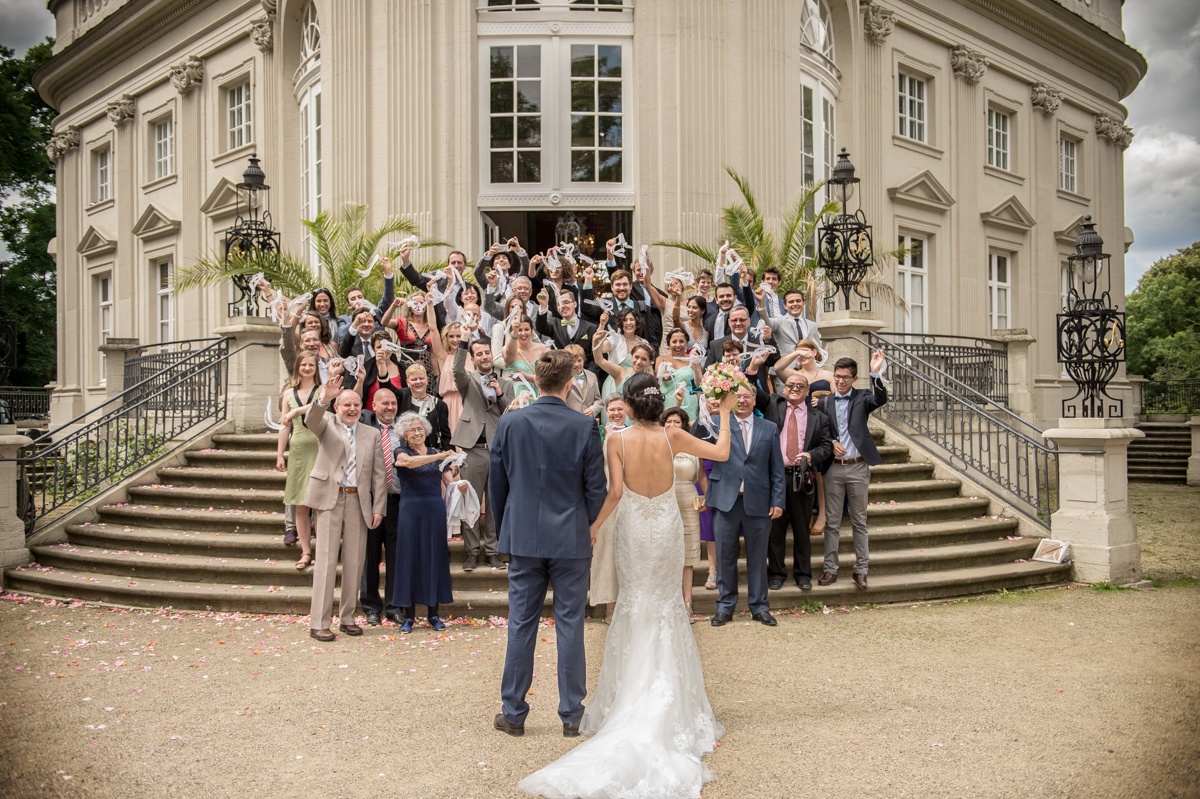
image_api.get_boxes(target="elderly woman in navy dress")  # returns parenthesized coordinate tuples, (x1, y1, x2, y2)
(392, 410, 463, 633)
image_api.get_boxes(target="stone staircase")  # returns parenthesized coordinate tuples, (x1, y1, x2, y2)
(3, 430, 1072, 615)
(1127, 422, 1191, 483)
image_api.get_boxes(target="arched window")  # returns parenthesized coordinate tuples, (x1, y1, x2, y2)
(800, 0, 835, 65)
(295, 2, 322, 269)
(797, 0, 839, 270)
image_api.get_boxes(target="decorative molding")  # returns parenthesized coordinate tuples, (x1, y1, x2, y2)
(132, 203, 181, 240)
(1095, 113, 1133, 150)
(477, 191, 635, 209)
(887, 170, 956, 212)
(251, 14, 275, 54)
(260, 0, 277, 13)
(46, 126, 81, 161)
(77, 225, 118, 257)
(950, 45, 988, 84)
(980, 195, 1036, 232)
(105, 94, 136, 126)
(1030, 82, 1063, 115)
(1055, 215, 1089, 246)
(862, 3, 895, 44)
(169, 55, 204, 95)
(200, 177, 241, 218)
(476, 21, 633, 37)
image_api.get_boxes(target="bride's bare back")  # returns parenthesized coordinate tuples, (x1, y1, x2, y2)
(613, 424, 678, 498)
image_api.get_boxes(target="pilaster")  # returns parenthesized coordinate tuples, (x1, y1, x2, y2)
(991, 328, 1036, 421)
(1187, 416, 1200, 487)
(0, 427, 33, 569)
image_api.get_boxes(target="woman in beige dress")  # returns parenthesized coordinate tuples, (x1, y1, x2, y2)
(589, 394, 628, 623)
(662, 406, 707, 619)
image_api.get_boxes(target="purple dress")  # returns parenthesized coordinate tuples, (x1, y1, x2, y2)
(697, 459, 715, 542)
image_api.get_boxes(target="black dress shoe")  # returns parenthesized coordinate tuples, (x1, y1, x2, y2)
(752, 611, 777, 627)
(494, 713, 525, 737)
(797, 578, 812, 591)
(365, 612, 382, 626)
(563, 721, 581, 738)
(462, 554, 478, 573)
(768, 576, 784, 591)
(385, 611, 404, 625)
(487, 555, 507, 570)
(710, 611, 733, 627)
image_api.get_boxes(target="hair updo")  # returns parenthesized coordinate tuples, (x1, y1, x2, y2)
(622, 372, 665, 423)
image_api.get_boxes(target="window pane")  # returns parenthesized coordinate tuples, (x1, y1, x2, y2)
(572, 150, 595, 182)
(598, 150, 622, 182)
(571, 45, 594, 77)
(491, 82, 514, 114)
(491, 151, 514, 183)
(911, 274, 923, 305)
(998, 258, 1007, 283)
(516, 151, 541, 182)
(598, 81, 622, 113)
(911, 238, 923, 270)
(516, 80, 540, 112)
(597, 45, 621, 77)
(517, 45, 540, 78)
(571, 115, 595, 147)
(571, 80, 594, 112)
(598, 115, 622, 148)
(517, 115, 541, 148)
(491, 116, 514, 149)
(490, 47, 513, 79)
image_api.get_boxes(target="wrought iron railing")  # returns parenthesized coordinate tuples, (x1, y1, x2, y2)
(9, 339, 272, 536)
(0, 386, 52, 420)
(857, 333, 1077, 526)
(875, 332, 1009, 406)
(123, 338, 224, 410)
(1142, 379, 1200, 413)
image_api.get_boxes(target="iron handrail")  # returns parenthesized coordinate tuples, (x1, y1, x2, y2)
(1142, 378, 1200, 413)
(874, 331, 1009, 406)
(876, 331, 1009, 347)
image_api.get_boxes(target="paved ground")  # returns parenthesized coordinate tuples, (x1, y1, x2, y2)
(0, 484, 1197, 799)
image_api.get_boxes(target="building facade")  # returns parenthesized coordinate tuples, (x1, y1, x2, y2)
(35, 0, 1145, 428)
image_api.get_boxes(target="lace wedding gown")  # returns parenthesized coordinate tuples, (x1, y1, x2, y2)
(518, 431, 724, 799)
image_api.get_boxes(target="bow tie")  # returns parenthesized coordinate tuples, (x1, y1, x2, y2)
(574, 374, 586, 382)
(835, 395, 851, 401)
(560, 318, 576, 327)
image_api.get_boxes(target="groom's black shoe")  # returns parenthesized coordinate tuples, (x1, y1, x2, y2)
(563, 721, 581, 738)
(710, 612, 733, 627)
(494, 714, 525, 737)
(768, 576, 784, 591)
(752, 611, 777, 627)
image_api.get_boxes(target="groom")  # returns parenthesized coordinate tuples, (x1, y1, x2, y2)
(490, 349, 608, 737)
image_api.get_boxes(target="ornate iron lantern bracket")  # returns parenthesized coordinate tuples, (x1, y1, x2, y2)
(1056, 215, 1125, 419)
(224, 153, 281, 317)
(819, 148, 874, 313)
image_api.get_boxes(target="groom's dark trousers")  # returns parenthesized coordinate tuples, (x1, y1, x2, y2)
(490, 395, 607, 726)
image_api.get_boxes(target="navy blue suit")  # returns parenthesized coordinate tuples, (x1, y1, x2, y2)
(490, 395, 607, 725)
(704, 414, 785, 615)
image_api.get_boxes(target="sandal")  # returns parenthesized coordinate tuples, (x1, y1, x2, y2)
(704, 573, 717, 590)
(295, 553, 313, 570)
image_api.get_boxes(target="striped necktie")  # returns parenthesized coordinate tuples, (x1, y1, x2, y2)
(380, 424, 394, 490)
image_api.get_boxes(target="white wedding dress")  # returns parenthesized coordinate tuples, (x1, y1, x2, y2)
(518, 430, 724, 799)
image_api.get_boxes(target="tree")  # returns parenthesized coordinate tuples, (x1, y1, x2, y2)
(1125, 242, 1200, 380)
(0, 39, 57, 387)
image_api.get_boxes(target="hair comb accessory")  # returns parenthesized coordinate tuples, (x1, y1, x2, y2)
(642, 386, 662, 397)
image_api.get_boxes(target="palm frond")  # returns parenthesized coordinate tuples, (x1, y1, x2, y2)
(724, 167, 759, 215)
(652, 239, 718, 267)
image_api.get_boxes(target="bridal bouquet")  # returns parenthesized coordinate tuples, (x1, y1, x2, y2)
(700, 362, 750, 400)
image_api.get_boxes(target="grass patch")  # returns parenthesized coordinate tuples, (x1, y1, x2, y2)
(797, 598, 824, 614)
(1150, 574, 1199, 589)
(1091, 581, 1135, 592)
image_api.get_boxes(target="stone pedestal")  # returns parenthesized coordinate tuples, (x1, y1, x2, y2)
(817, 311, 886, 387)
(212, 317, 284, 433)
(1188, 416, 1200, 487)
(1043, 418, 1144, 584)
(0, 426, 33, 568)
(99, 338, 141, 402)
(1127, 375, 1147, 419)
(992, 328, 1036, 421)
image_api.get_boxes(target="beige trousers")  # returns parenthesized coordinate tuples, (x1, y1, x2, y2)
(309, 491, 368, 630)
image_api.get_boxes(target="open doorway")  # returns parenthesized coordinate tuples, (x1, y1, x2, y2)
(480, 210, 633, 261)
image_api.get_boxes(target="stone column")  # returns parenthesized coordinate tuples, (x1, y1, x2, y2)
(1126, 375, 1147, 419)
(0, 425, 33, 568)
(1042, 419, 1144, 584)
(99, 338, 141, 402)
(818, 311, 886, 387)
(1188, 416, 1200, 487)
(212, 317, 284, 433)
(992, 328, 1036, 421)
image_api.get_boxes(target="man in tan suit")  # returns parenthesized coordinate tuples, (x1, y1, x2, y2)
(562, 344, 602, 418)
(304, 369, 387, 641)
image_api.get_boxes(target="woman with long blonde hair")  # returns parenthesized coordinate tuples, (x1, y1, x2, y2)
(274, 351, 321, 569)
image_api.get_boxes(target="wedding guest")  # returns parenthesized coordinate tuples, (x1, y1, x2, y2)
(366, 331, 405, 411)
(673, 294, 709, 354)
(593, 309, 651, 407)
(535, 286, 599, 377)
(338, 307, 380, 362)
(657, 328, 700, 422)
(332, 259, 394, 341)
(629, 247, 667, 352)
(474, 238, 529, 299)
(758, 288, 821, 353)
(690, 396, 721, 591)
(275, 352, 321, 569)
(580, 264, 660, 352)
(491, 295, 527, 370)
(529, 250, 581, 311)
(816, 351, 888, 590)
(503, 313, 548, 401)
(380, 290, 436, 376)
(278, 305, 329, 386)
(487, 274, 537, 322)
(303, 371, 387, 642)
(704, 282, 739, 342)
(398, 364, 451, 451)
(695, 269, 715, 303)
(662, 407, 706, 620)
(775, 338, 836, 532)
(397, 245, 473, 298)
(589, 394, 627, 623)
(297, 311, 337, 363)
(392, 411, 460, 633)
(360, 387, 403, 626)
(563, 344, 603, 418)
(436, 322, 469, 431)
(309, 287, 338, 332)
(705, 304, 764, 368)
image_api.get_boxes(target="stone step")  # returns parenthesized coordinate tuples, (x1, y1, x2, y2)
(210, 433, 282, 450)
(1128, 455, 1189, 466)
(126, 485, 284, 512)
(867, 462, 934, 483)
(876, 446, 909, 464)
(1127, 463, 1187, 475)
(1127, 440, 1190, 451)
(184, 450, 281, 469)
(858, 478, 962, 503)
(3, 558, 1070, 617)
(158, 466, 287, 489)
(95, 505, 284, 534)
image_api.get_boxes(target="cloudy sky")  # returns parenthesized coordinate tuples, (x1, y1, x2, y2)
(2, 0, 1196, 289)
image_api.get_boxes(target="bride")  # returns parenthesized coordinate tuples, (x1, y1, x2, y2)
(519, 372, 737, 799)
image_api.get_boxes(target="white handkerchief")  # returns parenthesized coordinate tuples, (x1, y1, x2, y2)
(264, 398, 283, 431)
(877, 360, 892, 389)
(656, 361, 677, 381)
(267, 295, 289, 323)
(697, 400, 719, 438)
(439, 450, 469, 472)
(352, 298, 380, 317)
(638, 244, 650, 271)
(510, 373, 537, 397)
(751, 346, 777, 359)
(385, 234, 420, 253)
(355, 257, 378, 278)
(377, 340, 403, 354)
(665, 271, 695, 287)
(341, 355, 362, 376)
(288, 293, 313, 317)
(577, 252, 594, 266)
(612, 232, 629, 258)
(445, 480, 481, 537)
(751, 320, 766, 340)
(596, 297, 615, 314)
(815, 343, 830, 368)
(249, 272, 269, 291)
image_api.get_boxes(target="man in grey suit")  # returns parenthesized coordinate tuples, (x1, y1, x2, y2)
(757, 287, 821, 354)
(451, 328, 515, 572)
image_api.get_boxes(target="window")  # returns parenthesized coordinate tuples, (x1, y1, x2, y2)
(896, 236, 927, 335)
(97, 274, 112, 380)
(1059, 137, 1077, 193)
(800, 0, 834, 63)
(227, 81, 252, 150)
(570, 44, 623, 183)
(156, 260, 174, 344)
(297, 2, 322, 266)
(154, 119, 174, 179)
(898, 74, 926, 143)
(988, 253, 1010, 332)
(489, 45, 542, 183)
(987, 109, 1010, 171)
(92, 147, 111, 203)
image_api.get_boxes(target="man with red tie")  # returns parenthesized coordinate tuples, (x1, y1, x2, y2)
(748, 356, 834, 591)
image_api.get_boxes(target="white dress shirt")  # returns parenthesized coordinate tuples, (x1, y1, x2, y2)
(736, 414, 754, 493)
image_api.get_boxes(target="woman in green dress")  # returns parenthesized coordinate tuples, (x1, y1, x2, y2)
(274, 351, 321, 570)
(657, 327, 700, 422)
(502, 312, 548, 402)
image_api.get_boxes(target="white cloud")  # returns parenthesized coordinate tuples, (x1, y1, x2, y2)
(0, 0, 55, 55)
(1123, 127, 1200, 288)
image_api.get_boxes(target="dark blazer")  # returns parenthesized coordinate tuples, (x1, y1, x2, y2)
(449, 341, 515, 449)
(579, 288, 661, 355)
(704, 333, 764, 369)
(699, 414, 785, 517)
(535, 311, 601, 377)
(754, 386, 834, 468)
(489, 395, 608, 559)
(816, 376, 889, 466)
(397, 389, 452, 451)
(331, 276, 395, 342)
(358, 411, 401, 494)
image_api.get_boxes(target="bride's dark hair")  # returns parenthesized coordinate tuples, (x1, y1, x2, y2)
(622, 372, 665, 422)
